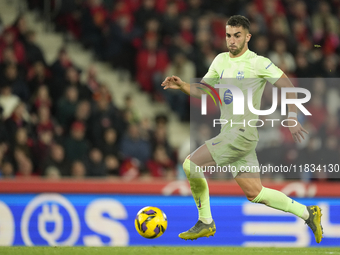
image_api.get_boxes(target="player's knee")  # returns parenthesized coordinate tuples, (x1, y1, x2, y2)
(183, 158, 203, 178)
(182, 158, 191, 178)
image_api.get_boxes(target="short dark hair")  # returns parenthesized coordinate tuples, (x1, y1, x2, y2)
(226, 15, 250, 31)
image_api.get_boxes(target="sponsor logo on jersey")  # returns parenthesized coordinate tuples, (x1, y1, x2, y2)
(236, 71, 244, 80)
(224, 89, 233, 104)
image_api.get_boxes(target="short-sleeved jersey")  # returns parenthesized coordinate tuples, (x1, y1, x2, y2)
(202, 49, 283, 141)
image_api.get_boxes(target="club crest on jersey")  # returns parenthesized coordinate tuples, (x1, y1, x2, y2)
(236, 71, 244, 80)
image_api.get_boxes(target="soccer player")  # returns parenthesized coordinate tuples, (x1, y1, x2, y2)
(161, 15, 323, 243)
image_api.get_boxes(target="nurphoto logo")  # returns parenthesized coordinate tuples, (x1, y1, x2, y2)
(200, 84, 312, 128)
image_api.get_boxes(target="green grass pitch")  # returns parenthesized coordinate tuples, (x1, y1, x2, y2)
(0, 247, 339, 255)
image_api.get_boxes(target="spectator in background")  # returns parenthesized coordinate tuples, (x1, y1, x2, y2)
(251, 35, 269, 57)
(51, 48, 73, 78)
(168, 32, 194, 62)
(242, 1, 267, 35)
(307, 48, 323, 76)
(0, 47, 18, 70)
(27, 61, 51, 94)
(282, 147, 300, 179)
(319, 115, 340, 142)
(32, 129, 54, 173)
(269, 39, 296, 74)
(57, 86, 79, 129)
(163, 52, 193, 120)
(120, 123, 151, 165)
(63, 121, 90, 162)
(4, 102, 30, 144)
(193, 44, 216, 78)
(255, 0, 286, 26)
(322, 55, 339, 78)
(54, 0, 83, 40)
(44, 166, 61, 179)
(318, 135, 339, 169)
(267, 16, 291, 50)
(85, 147, 106, 176)
(306, 95, 328, 131)
(0, 86, 20, 120)
(31, 85, 52, 113)
(0, 107, 9, 144)
(135, 0, 159, 30)
(136, 34, 168, 93)
(65, 67, 92, 100)
(24, 30, 46, 65)
(295, 53, 314, 78)
(297, 136, 321, 181)
(179, 16, 194, 45)
(68, 100, 92, 139)
(50, 48, 74, 101)
(12, 146, 28, 169)
(287, 0, 312, 34)
(311, 77, 327, 104)
(99, 127, 120, 157)
(146, 145, 175, 178)
(186, 0, 204, 22)
(0, 30, 25, 64)
(162, 2, 180, 37)
(87, 65, 100, 92)
(90, 88, 124, 142)
(151, 114, 173, 156)
(35, 106, 54, 135)
(71, 160, 87, 179)
(43, 143, 70, 176)
(312, 1, 339, 56)
(9, 15, 29, 45)
(122, 95, 139, 124)
(2, 64, 29, 102)
(139, 117, 153, 141)
(0, 161, 14, 178)
(15, 156, 36, 178)
(107, 14, 139, 79)
(13, 127, 33, 160)
(105, 154, 120, 176)
(80, 0, 108, 55)
(292, 20, 312, 50)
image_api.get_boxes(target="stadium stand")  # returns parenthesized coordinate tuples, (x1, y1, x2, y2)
(0, 0, 339, 181)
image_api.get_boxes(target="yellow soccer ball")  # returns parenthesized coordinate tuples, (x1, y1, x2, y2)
(134, 206, 168, 239)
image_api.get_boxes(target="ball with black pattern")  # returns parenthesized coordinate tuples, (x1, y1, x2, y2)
(134, 206, 168, 239)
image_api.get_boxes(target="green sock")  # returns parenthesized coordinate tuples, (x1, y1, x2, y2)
(251, 186, 306, 219)
(183, 158, 212, 219)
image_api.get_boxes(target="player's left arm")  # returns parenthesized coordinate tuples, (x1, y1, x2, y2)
(274, 73, 309, 143)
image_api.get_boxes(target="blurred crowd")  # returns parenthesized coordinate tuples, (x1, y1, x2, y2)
(0, 10, 177, 179)
(0, 0, 339, 181)
(36, 0, 340, 120)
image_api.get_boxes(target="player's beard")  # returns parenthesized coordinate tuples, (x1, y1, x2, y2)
(228, 39, 246, 56)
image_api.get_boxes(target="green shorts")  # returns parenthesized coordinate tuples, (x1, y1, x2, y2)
(205, 132, 259, 178)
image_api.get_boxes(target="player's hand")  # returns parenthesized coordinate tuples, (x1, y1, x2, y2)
(288, 118, 309, 143)
(161, 75, 184, 90)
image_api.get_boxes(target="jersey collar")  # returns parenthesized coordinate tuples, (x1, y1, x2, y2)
(228, 49, 250, 61)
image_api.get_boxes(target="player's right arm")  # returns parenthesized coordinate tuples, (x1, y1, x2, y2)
(161, 76, 209, 98)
